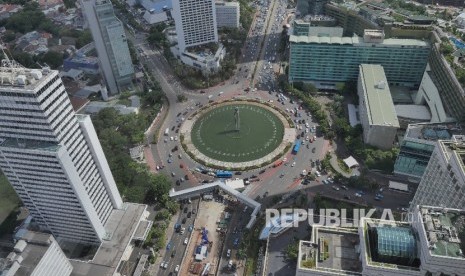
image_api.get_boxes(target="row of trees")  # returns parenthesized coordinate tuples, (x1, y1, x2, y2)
(91, 108, 175, 205)
(278, 76, 333, 138)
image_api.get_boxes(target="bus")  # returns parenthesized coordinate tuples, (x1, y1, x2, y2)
(216, 170, 233, 178)
(292, 140, 301, 154)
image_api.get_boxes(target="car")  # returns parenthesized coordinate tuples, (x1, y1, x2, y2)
(312, 147, 316, 153)
(259, 169, 266, 174)
(357, 190, 366, 195)
(227, 249, 231, 258)
(171, 172, 176, 177)
(322, 179, 328, 185)
(327, 177, 334, 184)
(250, 175, 258, 179)
(163, 262, 168, 269)
(170, 136, 174, 141)
(185, 175, 189, 180)
(160, 261, 165, 268)
(315, 171, 321, 177)
(332, 186, 340, 191)
(235, 171, 242, 175)
(175, 265, 180, 272)
(176, 180, 180, 186)
(374, 196, 382, 201)
(341, 185, 349, 190)
(180, 164, 184, 168)
(184, 238, 189, 245)
(187, 211, 191, 218)
(355, 193, 362, 197)
(344, 195, 351, 200)
(171, 250, 176, 257)
(375, 193, 384, 198)
(180, 227, 186, 234)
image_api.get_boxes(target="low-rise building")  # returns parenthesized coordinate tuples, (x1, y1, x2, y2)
(0, 231, 73, 276)
(357, 64, 399, 150)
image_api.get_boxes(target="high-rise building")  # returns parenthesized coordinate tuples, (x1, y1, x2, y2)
(81, 0, 134, 96)
(357, 64, 399, 150)
(410, 134, 465, 210)
(289, 30, 430, 89)
(0, 61, 123, 244)
(172, 0, 218, 52)
(393, 122, 463, 183)
(215, 1, 240, 29)
(0, 231, 73, 276)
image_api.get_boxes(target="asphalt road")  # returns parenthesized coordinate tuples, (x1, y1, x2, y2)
(158, 200, 198, 276)
(128, 0, 412, 243)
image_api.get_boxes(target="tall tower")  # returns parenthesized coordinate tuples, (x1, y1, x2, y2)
(172, 0, 218, 52)
(0, 60, 123, 244)
(410, 135, 465, 210)
(81, 0, 134, 96)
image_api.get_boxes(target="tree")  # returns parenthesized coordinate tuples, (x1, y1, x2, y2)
(284, 239, 299, 261)
(38, 51, 63, 69)
(76, 30, 92, 49)
(302, 83, 317, 94)
(177, 94, 187, 102)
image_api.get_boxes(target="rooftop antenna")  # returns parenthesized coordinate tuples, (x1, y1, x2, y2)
(0, 41, 26, 84)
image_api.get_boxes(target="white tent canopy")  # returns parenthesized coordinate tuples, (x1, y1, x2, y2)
(343, 156, 359, 168)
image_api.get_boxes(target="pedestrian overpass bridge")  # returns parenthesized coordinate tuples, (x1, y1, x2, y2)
(169, 181, 261, 229)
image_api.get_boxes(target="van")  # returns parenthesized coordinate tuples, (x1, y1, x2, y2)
(171, 250, 176, 257)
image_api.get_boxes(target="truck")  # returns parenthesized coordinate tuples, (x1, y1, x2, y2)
(292, 140, 301, 154)
(216, 170, 233, 178)
(164, 128, 169, 136)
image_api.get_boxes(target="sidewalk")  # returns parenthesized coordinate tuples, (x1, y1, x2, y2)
(147, 212, 179, 274)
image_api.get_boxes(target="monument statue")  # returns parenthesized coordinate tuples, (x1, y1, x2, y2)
(234, 107, 240, 131)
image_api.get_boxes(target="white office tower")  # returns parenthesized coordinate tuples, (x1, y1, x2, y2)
(0, 60, 123, 244)
(215, 1, 240, 29)
(81, 0, 134, 96)
(411, 135, 465, 210)
(172, 0, 218, 52)
(0, 231, 73, 276)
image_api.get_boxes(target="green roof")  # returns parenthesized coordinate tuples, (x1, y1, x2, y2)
(359, 64, 399, 127)
(431, 212, 465, 258)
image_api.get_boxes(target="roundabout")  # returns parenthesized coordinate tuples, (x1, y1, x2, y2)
(180, 100, 296, 170)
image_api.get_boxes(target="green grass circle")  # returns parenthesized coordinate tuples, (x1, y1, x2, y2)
(191, 103, 284, 162)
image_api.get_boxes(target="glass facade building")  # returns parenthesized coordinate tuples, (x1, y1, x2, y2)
(288, 32, 430, 89)
(394, 140, 435, 179)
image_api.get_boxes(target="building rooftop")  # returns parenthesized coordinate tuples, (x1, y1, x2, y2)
(362, 218, 421, 269)
(359, 64, 399, 127)
(374, 226, 417, 259)
(0, 231, 62, 276)
(0, 60, 55, 90)
(298, 227, 362, 274)
(419, 206, 465, 259)
(69, 203, 148, 276)
(405, 122, 463, 141)
(439, 135, 465, 173)
(289, 34, 429, 47)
